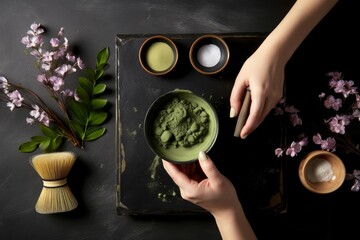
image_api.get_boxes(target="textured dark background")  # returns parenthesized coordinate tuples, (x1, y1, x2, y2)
(0, 0, 359, 239)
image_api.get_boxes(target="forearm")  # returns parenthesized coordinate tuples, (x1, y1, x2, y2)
(213, 203, 257, 240)
(258, 0, 339, 64)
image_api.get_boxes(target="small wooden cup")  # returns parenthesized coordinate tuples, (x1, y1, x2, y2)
(139, 35, 178, 76)
(299, 150, 346, 194)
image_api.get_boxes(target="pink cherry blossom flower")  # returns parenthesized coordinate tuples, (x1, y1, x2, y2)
(318, 92, 326, 99)
(7, 90, 24, 109)
(312, 133, 336, 152)
(58, 27, 64, 38)
(41, 62, 51, 71)
(61, 89, 74, 97)
(298, 137, 308, 147)
(275, 148, 283, 157)
(333, 80, 357, 98)
(29, 104, 50, 126)
(285, 141, 303, 157)
(0, 76, 9, 93)
(53, 48, 66, 59)
(26, 118, 35, 125)
(37, 74, 46, 83)
(326, 114, 351, 134)
(42, 51, 53, 62)
(48, 76, 64, 91)
(289, 113, 302, 127)
(281, 137, 308, 157)
(66, 52, 76, 62)
(38, 111, 50, 126)
(50, 38, 60, 47)
(323, 95, 342, 111)
(326, 71, 342, 81)
(351, 179, 360, 192)
(30, 104, 41, 118)
(55, 64, 76, 76)
(28, 23, 44, 36)
(77, 57, 85, 69)
(353, 109, 360, 120)
(356, 95, 360, 108)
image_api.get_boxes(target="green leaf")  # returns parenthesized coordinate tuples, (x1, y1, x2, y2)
(69, 121, 85, 139)
(39, 138, 51, 151)
(91, 98, 107, 110)
(93, 83, 106, 95)
(69, 101, 89, 124)
(89, 111, 107, 125)
(31, 136, 48, 143)
(40, 125, 58, 138)
(96, 47, 110, 69)
(84, 68, 96, 81)
(50, 136, 63, 151)
(95, 69, 104, 80)
(84, 126, 106, 141)
(78, 77, 93, 95)
(76, 86, 90, 104)
(19, 141, 39, 153)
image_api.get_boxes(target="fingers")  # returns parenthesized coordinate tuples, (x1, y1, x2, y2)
(162, 160, 192, 187)
(240, 88, 265, 138)
(163, 152, 222, 189)
(242, 86, 283, 137)
(230, 71, 248, 118)
(197, 151, 222, 184)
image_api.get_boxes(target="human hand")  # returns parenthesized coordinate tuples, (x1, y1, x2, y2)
(163, 151, 257, 239)
(162, 151, 240, 216)
(230, 48, 285, 139)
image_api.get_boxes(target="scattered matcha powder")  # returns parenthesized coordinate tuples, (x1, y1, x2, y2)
(153, 97, 209, 148)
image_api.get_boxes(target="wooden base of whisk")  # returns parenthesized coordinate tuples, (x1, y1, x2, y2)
(30, 152, 78, 214)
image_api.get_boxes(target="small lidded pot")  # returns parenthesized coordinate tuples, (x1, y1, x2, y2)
(299, 150, 346, 194)
(189, 34, 229, 75)
(139, 35, 178, 76)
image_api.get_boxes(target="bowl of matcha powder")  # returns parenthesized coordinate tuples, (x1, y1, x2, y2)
(144, 89, 219, 163)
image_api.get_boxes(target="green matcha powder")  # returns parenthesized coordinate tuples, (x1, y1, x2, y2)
(153, 97, 209, 148)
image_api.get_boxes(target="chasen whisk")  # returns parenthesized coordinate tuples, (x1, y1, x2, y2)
(30, 151, 78, 214)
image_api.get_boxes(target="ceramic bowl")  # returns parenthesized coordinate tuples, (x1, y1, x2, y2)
(144, 89, 219, 164)
(139, 35, 178, 76)
(189, 34, 229, 75)
(299, 150, 346, 194)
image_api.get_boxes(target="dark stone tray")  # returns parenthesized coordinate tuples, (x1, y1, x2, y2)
(115, 33, 287, 215)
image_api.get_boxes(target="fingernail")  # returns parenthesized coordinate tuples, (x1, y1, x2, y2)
(241, 134, 248, 139)
(229, 107, 236, 118)
(199, 151, 208, 162)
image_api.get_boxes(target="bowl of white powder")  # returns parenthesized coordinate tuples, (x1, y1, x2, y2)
(189, 34, 229, 75)
(299, 150, 346, 194)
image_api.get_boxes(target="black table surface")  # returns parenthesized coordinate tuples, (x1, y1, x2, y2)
(115, 33, 287, 216)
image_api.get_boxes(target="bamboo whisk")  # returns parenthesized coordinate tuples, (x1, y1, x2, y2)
(30, 151, 78, 214)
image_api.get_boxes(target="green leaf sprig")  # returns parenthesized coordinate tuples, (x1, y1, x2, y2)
(68, 47, 110, 145)
(17, 47, 110, 153)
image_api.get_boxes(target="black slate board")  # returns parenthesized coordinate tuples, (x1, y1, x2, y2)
(115, 33, 287, 215)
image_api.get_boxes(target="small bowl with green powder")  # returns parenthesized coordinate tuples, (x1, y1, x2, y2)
(139, 35, 178, 76)
(144, 89, 219, 164)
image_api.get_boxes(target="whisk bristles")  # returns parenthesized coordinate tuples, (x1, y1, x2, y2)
(30, 152, 78, 214)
